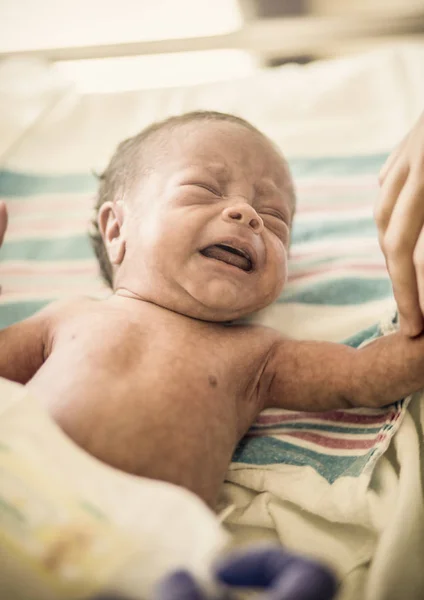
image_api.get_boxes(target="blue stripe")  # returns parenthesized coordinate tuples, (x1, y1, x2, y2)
(278, 277, 393, 305)
(231, 436, 373, 483)
(0, 236, 95, 261)
(291, 216, 377, 243)
(0, 300, 51, 328)
(0, 170, 96, 197)
(342, 322, 382, 347)
(0, 154, 388, 197)
(288, 153, 388, 178)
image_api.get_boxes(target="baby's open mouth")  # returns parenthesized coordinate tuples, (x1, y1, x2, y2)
(200, 244, 253, 272)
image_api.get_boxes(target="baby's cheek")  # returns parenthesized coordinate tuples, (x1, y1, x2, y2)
(271, 252, 288, 296)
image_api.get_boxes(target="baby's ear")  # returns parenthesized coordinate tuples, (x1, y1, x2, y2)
(97, 201, 126, 265)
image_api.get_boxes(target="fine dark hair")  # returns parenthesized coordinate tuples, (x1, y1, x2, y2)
(89, 110, 294, 288)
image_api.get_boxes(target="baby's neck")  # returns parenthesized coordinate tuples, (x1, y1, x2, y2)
(108, 288, 258, 325)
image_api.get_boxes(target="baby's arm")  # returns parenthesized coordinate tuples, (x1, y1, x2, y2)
(0, 305, 54, 384)
(0, 200, 50, 383)
(261, 330, 424, 411)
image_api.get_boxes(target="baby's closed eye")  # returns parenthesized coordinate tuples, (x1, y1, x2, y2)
(194, 183, 222, 196)
(182, 182, 222, 198)
(261, 211, 290, 237)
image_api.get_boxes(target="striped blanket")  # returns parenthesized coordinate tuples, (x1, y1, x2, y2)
(228, 153, 404, 487)
(0, 153, 393, 327)
(0, 152, 403, 489)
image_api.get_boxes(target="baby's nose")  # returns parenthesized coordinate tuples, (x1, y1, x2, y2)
(222, 203, 263, 233)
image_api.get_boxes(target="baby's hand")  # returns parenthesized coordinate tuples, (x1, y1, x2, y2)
(0, 201, 7, 247)
(375, 109, 424, 337)
(0, 200, 7, 295)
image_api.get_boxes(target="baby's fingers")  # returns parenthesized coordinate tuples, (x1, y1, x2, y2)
(412, 226, 424, 333)
(0, 201, 8, 247)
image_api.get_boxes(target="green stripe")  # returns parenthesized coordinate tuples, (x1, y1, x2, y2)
(0, 235, 94, 261)
(279, 277, 393, 305)
(231, 436, 372, 482)
(288, 153, 388, 178)
(0, 170, 96, 197)
(0, 300, 50, 328)
(0, 219, 374, 259)
(342, 322, 382, 347)
(0, 154, 388, 197)
(292, 216, 376, 243)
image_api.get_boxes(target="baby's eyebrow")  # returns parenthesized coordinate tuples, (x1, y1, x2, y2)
(202, 163, 231, 179)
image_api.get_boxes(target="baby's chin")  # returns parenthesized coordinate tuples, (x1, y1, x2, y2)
(183, 279, 277, 322)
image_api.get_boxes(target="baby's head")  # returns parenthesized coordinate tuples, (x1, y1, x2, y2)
(91, 111, 296, 322)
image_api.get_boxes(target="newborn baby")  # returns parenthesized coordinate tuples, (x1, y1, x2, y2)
(2, 111, 424, 509)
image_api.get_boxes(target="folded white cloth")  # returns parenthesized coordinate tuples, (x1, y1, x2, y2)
(219, 310, 424, 600)
(0, 378, 228, 600)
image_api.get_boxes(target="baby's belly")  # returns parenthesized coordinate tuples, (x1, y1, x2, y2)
(27, 356, 241, 507)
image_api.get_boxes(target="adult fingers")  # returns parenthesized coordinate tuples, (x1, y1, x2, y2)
(153, 570, 205, 600)
(374, 160, 409, 235)
(413, 225, 424, 326)
(263, 559, 337, 600)
(378, 138, 406, 186)
(382, 172, 424, 336)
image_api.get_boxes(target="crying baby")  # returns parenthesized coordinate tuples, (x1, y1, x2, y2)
(2, 111, 424, 508)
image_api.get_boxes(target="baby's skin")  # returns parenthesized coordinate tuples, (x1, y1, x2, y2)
(2, 119, 424, 509)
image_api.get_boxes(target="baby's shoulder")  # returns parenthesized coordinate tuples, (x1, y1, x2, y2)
(224, 321, 287, 358)
(39, 295, 103, 332)
(43, 294, 100, 316)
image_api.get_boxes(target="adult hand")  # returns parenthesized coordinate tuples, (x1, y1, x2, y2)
(375, 109, 424, 337)
(153, 545, 337, 600)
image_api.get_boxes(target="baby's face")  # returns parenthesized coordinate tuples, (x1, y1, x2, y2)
(116, 120, 293, 322)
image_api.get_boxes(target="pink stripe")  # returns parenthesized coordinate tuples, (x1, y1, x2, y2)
(296, 178, 378, 191)
(4, 194, 93, 214)
(247, 429, 384, 449)
(0, 263, 97, 275)
(289, 242, 379, 259)
(8, 216, 91, 233)
(256, 410, 394, 425)
(0, 284, 105, 298)
(295, 203, 372, 213)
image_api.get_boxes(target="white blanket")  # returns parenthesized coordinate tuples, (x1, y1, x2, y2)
(220, 310, 424, 599)
(0, 379, 228, 599)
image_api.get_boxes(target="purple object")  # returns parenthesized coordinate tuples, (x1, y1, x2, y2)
(93, 544, 338, 600)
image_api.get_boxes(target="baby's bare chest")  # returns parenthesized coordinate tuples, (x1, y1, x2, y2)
(33, 309, 272, 440)
(27, 305, 277, 504)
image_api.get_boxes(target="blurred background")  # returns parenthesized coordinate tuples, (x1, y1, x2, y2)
(0, 0, 424, 93)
